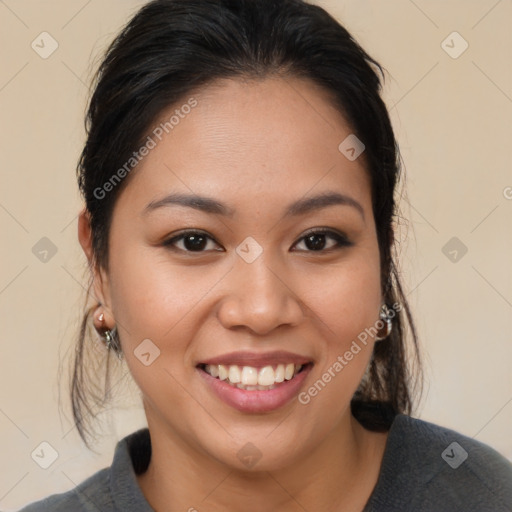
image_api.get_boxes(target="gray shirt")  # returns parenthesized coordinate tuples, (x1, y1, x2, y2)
(18, 413, 512, 511)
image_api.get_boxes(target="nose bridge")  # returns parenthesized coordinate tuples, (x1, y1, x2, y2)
(217, 246, 303, 334)
(240, 252, 282, 303)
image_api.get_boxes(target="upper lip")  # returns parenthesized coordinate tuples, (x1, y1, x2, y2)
(198, 350, 312, 368)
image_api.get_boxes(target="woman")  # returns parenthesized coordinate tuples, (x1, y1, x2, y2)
(19, 0, 512, 510)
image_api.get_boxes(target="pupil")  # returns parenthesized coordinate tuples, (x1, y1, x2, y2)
(185, 235, 206, 251)
(306, 234, 325, 251)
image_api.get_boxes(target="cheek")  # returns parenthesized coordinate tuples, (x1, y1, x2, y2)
(108, 244, 219, 342)
(295, 257, 381, 420)
(302, 253, 382, 344)
(106, 245, 207, 407)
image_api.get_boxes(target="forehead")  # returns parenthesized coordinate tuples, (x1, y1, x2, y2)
(117, 76, 372, 215)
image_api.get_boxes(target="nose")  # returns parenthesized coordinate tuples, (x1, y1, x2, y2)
(217, 253, 305, 336)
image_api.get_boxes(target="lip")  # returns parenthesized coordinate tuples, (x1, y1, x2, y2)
(198, 350, 312, 368)
(197, 362, 313, 413)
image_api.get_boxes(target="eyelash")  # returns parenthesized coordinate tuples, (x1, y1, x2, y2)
(162, 228, 352, 254)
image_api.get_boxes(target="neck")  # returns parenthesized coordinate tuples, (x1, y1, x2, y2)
(136, 409, 388, 512)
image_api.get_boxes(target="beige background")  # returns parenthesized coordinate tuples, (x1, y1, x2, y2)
(1, 0, 511, 509)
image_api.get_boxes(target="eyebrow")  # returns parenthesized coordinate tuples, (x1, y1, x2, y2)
(143, 191, 365, 221)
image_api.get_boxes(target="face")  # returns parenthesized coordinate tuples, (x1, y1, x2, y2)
(85, 76, 383, 471)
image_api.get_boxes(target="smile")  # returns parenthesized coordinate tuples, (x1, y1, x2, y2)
(197, 353, 313, 413)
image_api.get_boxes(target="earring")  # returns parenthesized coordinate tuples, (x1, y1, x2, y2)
(95, 309, 123, 359)
(375, 303, 393, 341)
(104, 326, 122, 358)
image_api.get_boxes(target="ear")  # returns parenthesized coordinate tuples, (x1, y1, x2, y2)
(78, 208, 115, 326)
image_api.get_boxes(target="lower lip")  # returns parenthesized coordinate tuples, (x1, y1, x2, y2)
(198, 365, 312, 413)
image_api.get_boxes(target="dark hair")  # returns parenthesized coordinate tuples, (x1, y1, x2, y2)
(71, 0, 423, 447)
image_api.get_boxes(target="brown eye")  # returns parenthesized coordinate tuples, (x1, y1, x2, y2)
(293, 229, 352, 252)
(163, 231, 221, 253)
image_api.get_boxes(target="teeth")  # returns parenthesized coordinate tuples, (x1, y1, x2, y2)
(275, 364, 285, 383)
(228, 365, 241, 383)
(258, 366, 275, 386)
(241, 366, 258, 386)
(204, 363, 304, 389)
(218, 365, 228, 381)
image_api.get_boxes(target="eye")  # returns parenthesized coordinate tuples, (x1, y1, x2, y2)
(162, 230, 222, 253)
(162, 228, 352, 254)
(292, 228, 352, 252)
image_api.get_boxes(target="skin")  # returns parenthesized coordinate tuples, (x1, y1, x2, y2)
(79, 76, 390, 511)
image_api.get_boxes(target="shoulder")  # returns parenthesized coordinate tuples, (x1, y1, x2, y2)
(17, 428, 152, 512)
(367, 413, 512, 512)
(16, 467, 113, 512)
